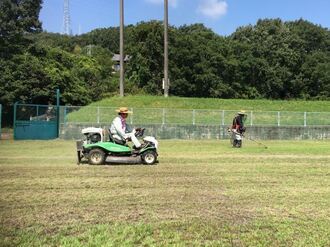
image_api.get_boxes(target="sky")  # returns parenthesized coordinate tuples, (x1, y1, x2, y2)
(40, 0, 330, 36)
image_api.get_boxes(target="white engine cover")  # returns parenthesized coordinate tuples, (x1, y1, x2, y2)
(143, 136, 158, 149)
(81, 127, 103, 135)
(81, 127, 104, 143)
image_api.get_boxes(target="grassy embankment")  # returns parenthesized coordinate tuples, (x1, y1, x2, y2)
(89, 95, 330, 111)
(0, 139, 329, 246)
(65, 95, 330, 125)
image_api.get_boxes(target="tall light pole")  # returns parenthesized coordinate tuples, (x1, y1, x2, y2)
(164, 0, 169, 97)
(119, 0, 124, 97)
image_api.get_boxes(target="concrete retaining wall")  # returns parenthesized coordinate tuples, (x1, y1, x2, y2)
(60, 123, 330, 140)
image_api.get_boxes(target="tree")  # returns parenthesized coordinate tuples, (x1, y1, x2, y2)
(0, 0, 42, 58)
(0, 0, 43, 126)
(125, 21, 165, 94)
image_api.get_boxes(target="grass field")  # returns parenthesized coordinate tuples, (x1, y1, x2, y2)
(0, 139, 330, 246)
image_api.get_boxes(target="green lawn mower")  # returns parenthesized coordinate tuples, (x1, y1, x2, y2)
(76, 127, 158, 165)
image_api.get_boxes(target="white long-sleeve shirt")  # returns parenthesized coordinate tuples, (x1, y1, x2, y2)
(110, 116, 126, 139)
(109, 115, 141, 148)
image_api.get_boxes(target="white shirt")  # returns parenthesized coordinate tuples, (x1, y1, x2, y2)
(110, 116, 126, 139)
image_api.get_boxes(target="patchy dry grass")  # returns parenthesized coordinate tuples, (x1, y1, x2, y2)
(0, 139, 329, 246)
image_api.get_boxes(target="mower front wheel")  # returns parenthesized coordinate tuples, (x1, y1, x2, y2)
(88, 148, 105, 165)
(142, 150, 157, 165)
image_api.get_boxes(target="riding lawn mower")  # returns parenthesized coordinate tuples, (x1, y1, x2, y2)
(76, 127, 159, 165)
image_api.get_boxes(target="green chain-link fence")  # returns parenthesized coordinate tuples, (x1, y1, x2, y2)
(59, 106, 330, 140)
(61, 106, 330, 126)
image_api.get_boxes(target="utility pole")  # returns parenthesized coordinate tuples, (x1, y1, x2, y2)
(164, 0, 169, 97)
(119, 0, 124, 97)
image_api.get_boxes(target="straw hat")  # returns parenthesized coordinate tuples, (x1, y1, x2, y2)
(237, 110, 246, 115)
(115, 107, 132, 114)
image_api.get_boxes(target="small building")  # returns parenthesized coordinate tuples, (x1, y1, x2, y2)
(111, 54, 131, 72)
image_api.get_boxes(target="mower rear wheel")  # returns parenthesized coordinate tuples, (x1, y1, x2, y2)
(77, 150, 82, 165)
(142, 150, 157, 165)
(88, 148, 105, 165)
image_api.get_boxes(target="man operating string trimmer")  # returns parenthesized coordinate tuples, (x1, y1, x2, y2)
(228, 110, 268, 149)
(230, 110, 247, 148)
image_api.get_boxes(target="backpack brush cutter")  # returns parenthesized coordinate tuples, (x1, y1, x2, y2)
(227, 128, 268, 149)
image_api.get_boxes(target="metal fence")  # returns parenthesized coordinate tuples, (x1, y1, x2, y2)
(14, 104, 57, 121)
(14, 103, 58, 140)
(61, 106, 330, 127)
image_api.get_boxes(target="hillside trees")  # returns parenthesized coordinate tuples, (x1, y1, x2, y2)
(1, 7, 329, 126)
(0, 0, 116, 126)
(122, 19, 329, 100)
(0, 0, 43, 125)
(231, 19, 298, 98)
(27, 19, 329, 101)
(170, 24, 226, 97)
(125, 21, 164, 94)
(1, 43, 113, 105)
(288, 19, 330, 99)
(0, 0, 42, 58)
(230, 19, 329, 99)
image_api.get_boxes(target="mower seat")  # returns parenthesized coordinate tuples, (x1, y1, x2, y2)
(108, 132, 127, 146)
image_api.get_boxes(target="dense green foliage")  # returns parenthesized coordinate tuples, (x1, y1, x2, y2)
(0, 0, 42, 58)
(0, 0, 329, 126)
(78, 20, 329, 100)
(0, 1, 114, 125)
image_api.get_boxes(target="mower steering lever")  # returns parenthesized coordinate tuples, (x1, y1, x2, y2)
(134, 128, 145, 137)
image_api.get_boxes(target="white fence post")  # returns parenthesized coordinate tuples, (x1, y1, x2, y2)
(130, 107, 133, 124)
(277, 111, 280, 126)
(192, 109, 195, 125)
(162, 108, 165, 124)
(221, 110, 225, 126)
(304, 112, 307, 127)
(250, 111, 253, 126)
(97, 106, 100, 124)
(63, 106, 67, 125)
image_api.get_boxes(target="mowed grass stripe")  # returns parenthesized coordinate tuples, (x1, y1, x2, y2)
(0, 139, 329, 246)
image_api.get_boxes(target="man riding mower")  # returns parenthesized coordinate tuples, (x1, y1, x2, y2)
(76, 107, 158, 165)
